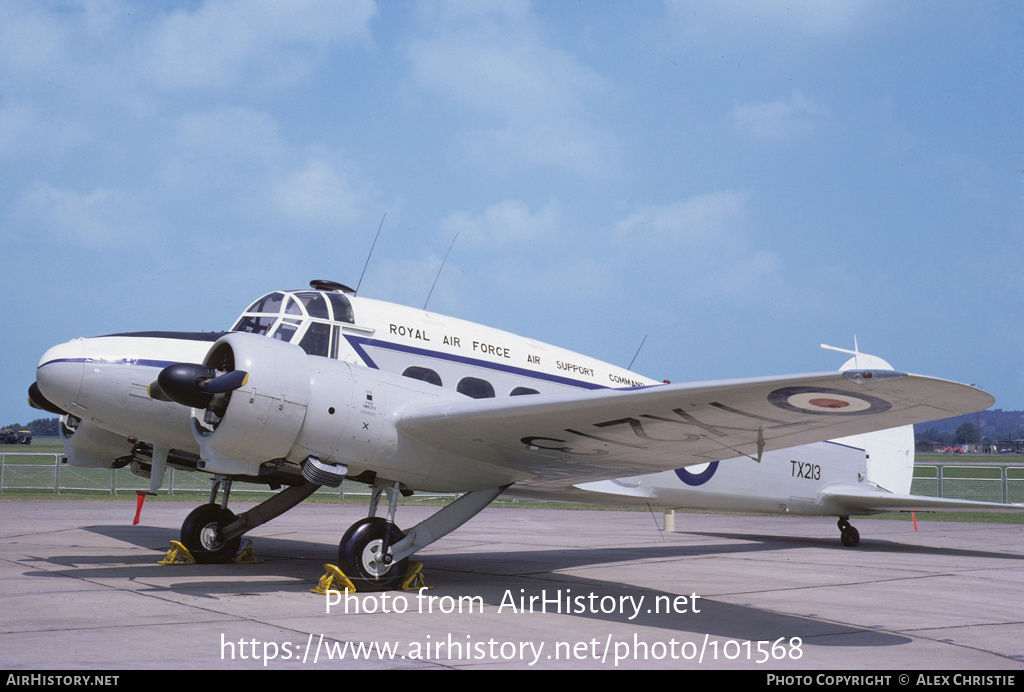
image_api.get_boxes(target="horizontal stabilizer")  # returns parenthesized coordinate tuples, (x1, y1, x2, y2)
(819, 483, 1024, 515)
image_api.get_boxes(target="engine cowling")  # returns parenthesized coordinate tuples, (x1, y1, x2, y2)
(181, 331, 453, 485)
(189, 332, 311, 475)
(59, 415, 135, 468)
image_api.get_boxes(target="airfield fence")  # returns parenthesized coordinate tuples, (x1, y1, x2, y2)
(2, 452, 1023, 506)
(0, 452, 450, 500)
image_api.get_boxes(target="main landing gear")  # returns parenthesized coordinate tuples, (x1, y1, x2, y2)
(175, 471, 508, 592)
(176, 475, 320, 563)
(338, 478, 510, 592)
(837, 516, 860, 547)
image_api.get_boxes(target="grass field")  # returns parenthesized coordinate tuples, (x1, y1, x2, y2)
(2, 439, 1022, 522)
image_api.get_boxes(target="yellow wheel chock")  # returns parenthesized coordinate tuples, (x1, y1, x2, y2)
(159, 540, 196, 565)
(401, 561, 429, 591)
(158, 539, 261, 565)
(311, 564, 357, 595)
(310, 561, 429, 594)
(233, 539, 262, 564)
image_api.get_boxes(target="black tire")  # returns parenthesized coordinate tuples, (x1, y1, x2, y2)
(338, 517, 409, 592)
(840, 526, 860, 547)
(180, 503, 241, 564)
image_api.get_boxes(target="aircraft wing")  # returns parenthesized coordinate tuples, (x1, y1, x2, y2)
(817, 483, 1024, 515)
(397, 369, 994, 490)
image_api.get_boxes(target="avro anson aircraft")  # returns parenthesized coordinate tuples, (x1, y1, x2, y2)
(30, 281, 1015, 590)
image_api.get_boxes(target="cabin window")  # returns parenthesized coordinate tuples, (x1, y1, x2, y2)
(510, 387, 539, 396)
(457, 377, 495, 399)
(402, 366, 443, 387)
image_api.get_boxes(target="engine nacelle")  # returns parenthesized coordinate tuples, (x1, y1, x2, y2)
(187, 331, 455, 485)
(59, 415, 135, 468)
(191, 333, 311, 475)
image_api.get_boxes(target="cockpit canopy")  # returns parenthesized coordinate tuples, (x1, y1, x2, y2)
(230, 286, 354, 359)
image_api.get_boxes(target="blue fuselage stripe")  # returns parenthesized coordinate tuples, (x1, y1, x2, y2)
(344, 335, 609, 391)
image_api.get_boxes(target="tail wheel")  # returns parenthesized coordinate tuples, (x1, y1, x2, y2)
(837, 518, 860, 547)
(181, 503, 242, 564)
(338, 517, 409, 592)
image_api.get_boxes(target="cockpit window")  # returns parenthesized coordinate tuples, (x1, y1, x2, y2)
(232, 315, 276, 335)
(295, 292, 329, 319)
(231, 289, 355, 355)
(298, 322, 331, 357)
(246, 292, 285, 314)
(327, 293, 354, 324)
(273, 319, 300, 343)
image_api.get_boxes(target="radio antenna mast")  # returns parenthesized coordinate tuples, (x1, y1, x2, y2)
(356, 213, 386, 295)
(424, 232, 459, 310)
(628, 334, 648, 370)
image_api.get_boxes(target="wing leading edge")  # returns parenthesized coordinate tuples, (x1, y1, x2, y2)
(397, 369, 994, 490)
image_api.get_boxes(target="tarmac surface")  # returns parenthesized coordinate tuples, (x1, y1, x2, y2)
(1, 498, 1022, 671)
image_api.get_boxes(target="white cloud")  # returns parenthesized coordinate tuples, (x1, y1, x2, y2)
(664, 0, 873, 38)
(731, 90, 823, 140)
(408, 5, 616, 176)
(174, 106, 284, 161)
(17, 181, 125, 244)
(440, 199, 561, 249)
(614, 191, 751, 246)
(146, 0, 377, 90)
(269, 159, 373, 229)
(612, 191, 786, 305)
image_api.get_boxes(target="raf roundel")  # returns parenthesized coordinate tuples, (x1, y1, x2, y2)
(674, 461, 719, 486)
(767, 386, 892, 416)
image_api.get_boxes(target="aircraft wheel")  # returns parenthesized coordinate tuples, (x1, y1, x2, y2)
(840, 526, 860, 547)
(181, 503, 242, 564)
(338, 517, 409, 591)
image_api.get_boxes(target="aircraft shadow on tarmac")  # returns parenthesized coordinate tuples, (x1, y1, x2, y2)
(27, 521, 1024, 648)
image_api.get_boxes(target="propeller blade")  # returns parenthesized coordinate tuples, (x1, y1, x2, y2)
(156, 363, 217, 409)
(199, 370, 249, 394)
(147, 380, 173, 402)
(28, 382, 66, 415)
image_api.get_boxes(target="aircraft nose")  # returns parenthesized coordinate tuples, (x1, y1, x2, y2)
(35, 339, 86, 414)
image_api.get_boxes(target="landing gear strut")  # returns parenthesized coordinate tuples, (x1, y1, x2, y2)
(181, 503, 241, 564)
(337, 479, 510, 591)
(178, 474, 320, 563)
(338, 517, 409, 591)
(837, 516, 860, 547)
(338, 480, 409, 591)
(179, 476, 239, 563)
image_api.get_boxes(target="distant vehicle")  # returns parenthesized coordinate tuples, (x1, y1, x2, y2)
(0, 429, 31, 445)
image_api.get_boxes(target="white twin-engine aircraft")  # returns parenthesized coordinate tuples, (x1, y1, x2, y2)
(30, 281, 1015, 590)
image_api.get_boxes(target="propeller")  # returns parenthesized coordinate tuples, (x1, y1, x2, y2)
(152, 363, 249, 409)
(28, 382, 66, 415)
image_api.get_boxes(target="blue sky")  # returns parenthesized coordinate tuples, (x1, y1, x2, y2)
(2, 0, 1022, 429)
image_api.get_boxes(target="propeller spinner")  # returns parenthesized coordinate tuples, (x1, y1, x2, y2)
(151, 363, 249, 409)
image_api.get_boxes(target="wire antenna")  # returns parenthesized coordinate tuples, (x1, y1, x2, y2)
(628, 334, 648, 370)
(424, 232, 459, 310)
(356, 213, 386, 295)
